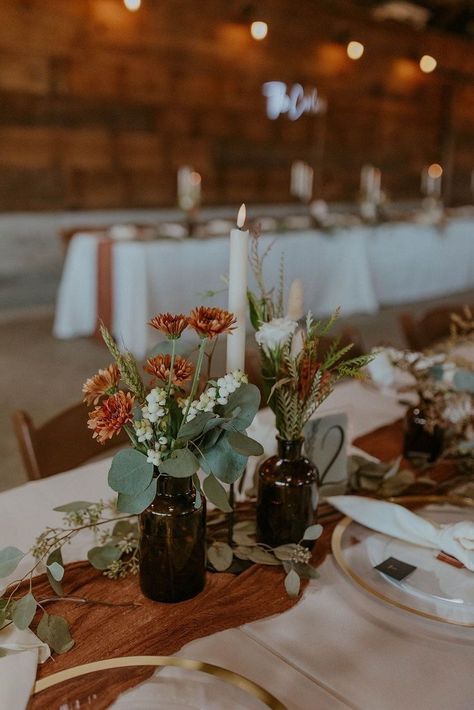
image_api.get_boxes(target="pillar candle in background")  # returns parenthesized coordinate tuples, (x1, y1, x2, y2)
(226, 203, 249, 373)
(287, 278, 304, 321)
(360, 164, 381, 203)
(177, 166, 202, 211)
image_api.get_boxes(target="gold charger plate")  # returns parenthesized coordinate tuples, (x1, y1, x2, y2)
(331, 495, 474, 627)
(33, 655, 286, 709)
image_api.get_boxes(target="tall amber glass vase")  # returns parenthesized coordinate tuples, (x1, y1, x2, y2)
(256, 437, 318, 547)
(139, 472, 206, 603)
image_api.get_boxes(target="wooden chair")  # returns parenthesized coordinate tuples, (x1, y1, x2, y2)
(400, 305, 472, 351)
(12, 402, 128, 481)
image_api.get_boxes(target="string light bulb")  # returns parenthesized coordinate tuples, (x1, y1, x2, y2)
(347, 41, 364, 60)
(124, 0, 141, 11)
(250, 21, 268, 40)
(420, 55, 437, 73)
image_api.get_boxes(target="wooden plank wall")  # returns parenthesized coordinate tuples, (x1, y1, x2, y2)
(0, 0, 472, 210)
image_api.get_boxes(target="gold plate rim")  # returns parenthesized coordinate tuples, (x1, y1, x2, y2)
(331, 494, 474, 628)
(33, 655, 286, 710)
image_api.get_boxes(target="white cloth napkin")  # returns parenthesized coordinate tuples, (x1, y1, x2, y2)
(0, 625, 50, 710)
(328, 496, 474, 571)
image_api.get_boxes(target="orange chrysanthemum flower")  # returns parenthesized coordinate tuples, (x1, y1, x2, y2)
(188, 306, 236, 339)
(149, 313, 189, 339)
(144, 354, 194, 385)
(82, 364, 121, 406)
(87, 391, 134, 444)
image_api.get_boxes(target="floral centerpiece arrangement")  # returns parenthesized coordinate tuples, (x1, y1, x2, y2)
(84, 307, 263, 603)
(247, 235, 372, 546)
(377, 346, 474, 464)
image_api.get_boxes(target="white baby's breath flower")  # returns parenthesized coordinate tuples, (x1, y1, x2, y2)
(255, 317, 298, 354)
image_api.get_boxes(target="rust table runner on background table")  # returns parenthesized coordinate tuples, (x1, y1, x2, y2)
(29, 420, 461, 709)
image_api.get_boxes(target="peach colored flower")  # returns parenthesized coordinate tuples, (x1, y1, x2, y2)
(88, 391, 134, 444)
(188, 306, 236, 339)
(82, 364, 121, 406)
(149, 313, 189, 339)
(144, 354, 194, 385)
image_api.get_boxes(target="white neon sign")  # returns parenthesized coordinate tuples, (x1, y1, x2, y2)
(262, 82, 327, 120)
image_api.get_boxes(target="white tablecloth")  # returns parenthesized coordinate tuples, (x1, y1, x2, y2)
(53, 218, 474, 359)
(2, 380, 473, 709)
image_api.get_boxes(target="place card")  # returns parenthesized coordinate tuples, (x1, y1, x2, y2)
(304, 413, 348, 496)
(375, 557, 417, 581)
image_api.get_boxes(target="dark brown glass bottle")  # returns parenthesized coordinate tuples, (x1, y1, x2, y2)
(139, 473, 206, 603)
(256, 438, 319, 547)
(403, 406, 444, 463)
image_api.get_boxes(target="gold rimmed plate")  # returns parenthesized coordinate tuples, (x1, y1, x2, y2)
(331, 495, 474, 627)
(33, 655, 286, 709)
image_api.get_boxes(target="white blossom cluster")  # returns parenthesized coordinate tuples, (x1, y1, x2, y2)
(146, 435, 170, 467)
(444, 394, 474, 425)
(183, 370, 248, 422)
(384, 347, 446, 372)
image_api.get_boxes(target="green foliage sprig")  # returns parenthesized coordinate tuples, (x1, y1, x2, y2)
(248, 232, 373, 439)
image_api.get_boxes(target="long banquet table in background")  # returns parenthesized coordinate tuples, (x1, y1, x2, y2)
(1, 380, 473, 709)
(53, 218, 474, 359)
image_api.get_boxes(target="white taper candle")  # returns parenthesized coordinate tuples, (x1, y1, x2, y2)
(226, 203, 249, 373)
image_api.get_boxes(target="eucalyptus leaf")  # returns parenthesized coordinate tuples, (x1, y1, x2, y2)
(112, 520, 137, 537)
(273, 544, 298, 561)
(177, 412, 215, 442)
(207, 542, 233, 571)
(12, 593, 36, 631)
(0, 547, 25, 578)
(233, 546, 252, 560)
(47, 562, 64, 582)
(202, 475, 232, 512)
(201, 433, 247, 484)
(87, 544, 122, 571)
(453, 369, 474, 394)
(220, 384, 261, 431)
(292, 562, 320, 579)
(233, 520, 256, 534)
(53, 501, 95, 513)
(46, 548, 64, 597)
(302, 524, 323, 541)
(379, 469, 415, 496)
(227, 430, 264, 457)
(108, 449, 154, 495)
(159, 448, 200, 477)
(36, 613, 75, 654)
(284, 568, 301, 597)
(117, 476, 157, 514)
(247, 547, 281, 566)
(232, 531, 255, 546)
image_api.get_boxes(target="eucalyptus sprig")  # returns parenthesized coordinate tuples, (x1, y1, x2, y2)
(208, 519, 324, 597)
(0, 501, 138, 655)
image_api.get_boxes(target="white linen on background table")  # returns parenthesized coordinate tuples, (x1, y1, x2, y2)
(53, 219, 474, 359)
(53, 228, 379, 359)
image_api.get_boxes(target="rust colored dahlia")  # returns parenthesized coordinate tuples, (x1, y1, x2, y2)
(149, 313, 189, 339)
(87, 391, 134, 444)
(144, 353, 194, 385)
(82, 364, 121, 406)
(188, 306, 236, 339)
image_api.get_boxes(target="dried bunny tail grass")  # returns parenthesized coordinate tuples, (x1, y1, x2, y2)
(100, 324, 146, 402)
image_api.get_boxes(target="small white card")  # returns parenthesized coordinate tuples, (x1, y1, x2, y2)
(303, 413, 348, 496)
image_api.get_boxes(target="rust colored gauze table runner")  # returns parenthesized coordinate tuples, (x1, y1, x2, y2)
(29, 420, 460, 709)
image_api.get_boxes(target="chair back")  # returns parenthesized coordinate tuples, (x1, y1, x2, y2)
(12, 402, 128, 480)
(400, 305, 471, 351)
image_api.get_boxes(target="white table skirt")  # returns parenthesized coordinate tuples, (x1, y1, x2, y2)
(3, 380, 473, 709)
(53, 218, 474, 360)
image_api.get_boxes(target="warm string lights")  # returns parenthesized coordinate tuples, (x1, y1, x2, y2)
(419, 54, 437, 73)
(250, 20, 268, 40)
(347, 40, 364, 60)
(123, 0, 141, 11)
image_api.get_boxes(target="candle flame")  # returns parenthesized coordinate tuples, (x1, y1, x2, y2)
(237, 203, 246, 229)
